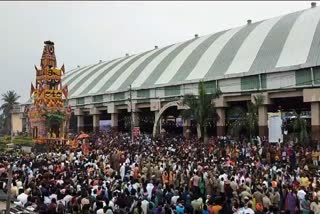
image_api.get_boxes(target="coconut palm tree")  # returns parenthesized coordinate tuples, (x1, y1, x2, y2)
(0, 114, 4, 134)
(227, 106, 246, 140)
(0, 90, 20, 134)
(181, 81, 221, 142)
(228, 94, 264, 141)
(290, 110, 309, 144)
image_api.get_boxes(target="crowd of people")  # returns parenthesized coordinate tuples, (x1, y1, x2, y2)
(1, 130, 320, 214)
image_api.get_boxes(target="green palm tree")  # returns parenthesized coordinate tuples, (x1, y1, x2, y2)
(0, 114, 4, 132)
(0, 90, 20, 134)
(181, 81, 221, 142)
(291, 110, 309, 144)
(228, 94, 264, 141)
(227, 106, 246, 140)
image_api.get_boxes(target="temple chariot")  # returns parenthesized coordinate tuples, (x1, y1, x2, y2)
(26, 41, 71, 146)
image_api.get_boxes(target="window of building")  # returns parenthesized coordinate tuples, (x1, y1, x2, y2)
(296, 68, 312, 86)
(93, 95, 103, 103)
(164, 86, 180, 96)
(137, 89, 150, 98)
(76, 97, 85, 105)
(114, 92, 125, 101)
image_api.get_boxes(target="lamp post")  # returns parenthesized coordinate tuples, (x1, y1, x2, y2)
(5, 165, 12, 214)
(10, 108, 14, 144)
(129, 85, 134, 143)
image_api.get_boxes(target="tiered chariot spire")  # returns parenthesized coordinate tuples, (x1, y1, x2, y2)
(27, 41, 71, 144)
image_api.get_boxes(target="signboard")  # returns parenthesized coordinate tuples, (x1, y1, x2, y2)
(268, 112, 283, 143)
(99, 120, 111, 132)
(33, 89, 63, 99)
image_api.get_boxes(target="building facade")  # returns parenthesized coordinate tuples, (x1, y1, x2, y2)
(15, 3, 320, 141)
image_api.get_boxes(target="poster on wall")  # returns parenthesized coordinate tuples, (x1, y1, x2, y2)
(268, 112, 283, 143)
(99, 120, 111, 132)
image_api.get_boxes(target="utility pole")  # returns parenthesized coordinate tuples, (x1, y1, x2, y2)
(129, 85, 134, 143)
(5, 165, 12, 214)
(10, 109, 14, 144)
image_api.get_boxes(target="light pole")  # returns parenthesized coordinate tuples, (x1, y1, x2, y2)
(129, 85, 134, 143)
(10, 109, 13, 144)
(5, 165, 12, 214)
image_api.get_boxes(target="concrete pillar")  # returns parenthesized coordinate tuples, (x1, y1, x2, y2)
(216, 108, 225, 137)
(183, 119, 191, 138)
(303, 89, 320, 142)
(132, 112, 139, 127)
(74, 109, 85, 133)
(258, 105, 268, 138)
(153, 110, 161, 136)
(111, 113, 118, 130)
(151, 100, 161, 137)
(311, 102, 320, 142)
(92, 114, 100, 133)
(77, 115, 84, 133)
(90, 108, 101, 133)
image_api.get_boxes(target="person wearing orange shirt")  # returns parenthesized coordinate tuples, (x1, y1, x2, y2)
(133, 164, 139, 180)
(211, 201, 222, 214)
(169, 170, 174, 186)
(162, 171, 169, 185)
(55, 164, 62, 173)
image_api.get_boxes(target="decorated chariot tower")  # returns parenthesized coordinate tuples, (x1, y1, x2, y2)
(27, 41, 71, 144)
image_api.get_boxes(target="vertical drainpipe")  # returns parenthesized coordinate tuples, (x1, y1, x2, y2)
(182, 84, 185, 97)
(215, 79, 218, 92)
(258, 74, 262, 91)
(311, 67, 315, 86)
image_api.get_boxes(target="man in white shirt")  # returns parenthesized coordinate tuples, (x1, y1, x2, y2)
(146, 182, 154, 200)
(219, 172, 228, 182)
(171, 191, 180, 206)
(243, 203, 255, 214)
(62, 191, 73, 206)
(120, 164, 125, 181)
(16, 189, 29, 206)
(298, 188, 307, 201)
(310, 198, 320, 214)
(96, 207, 105, 214)
(141, 197, 149, 214)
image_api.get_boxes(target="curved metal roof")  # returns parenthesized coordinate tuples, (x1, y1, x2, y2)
(63, 6, 320, 98)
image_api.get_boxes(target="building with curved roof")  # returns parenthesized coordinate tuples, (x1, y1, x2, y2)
(16, 3, 320, 141)
(63, 4, 320, 99)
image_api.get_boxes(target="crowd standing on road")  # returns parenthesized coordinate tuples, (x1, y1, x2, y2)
(1, 131, 320, 214)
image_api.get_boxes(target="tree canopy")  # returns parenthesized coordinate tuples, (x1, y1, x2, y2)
(228, 94, 264, 140)
(181, 81, 221, 141)
(0, 90, 20, 134)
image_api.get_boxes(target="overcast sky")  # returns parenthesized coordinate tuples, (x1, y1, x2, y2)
(1, 1, 318, 103)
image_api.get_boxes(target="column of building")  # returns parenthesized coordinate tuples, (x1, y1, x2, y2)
(107, 103, 119, 131)
(216, 108, 226, 136)
(74, 109, 84, 133)
(183, 119, 191, 138)
(258, 105, 268, 138)
(311, 102, 320, 142)
(253, 93, 270, 138)
(128, 101, 140, 128)
(89, 108, 100, 133)
(111, 113, 118, 131)
(132, 112, 139, 127)
(150, 99, 161, 137)
(214, 97, 227, 137)
(304, 89, 320, 142)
